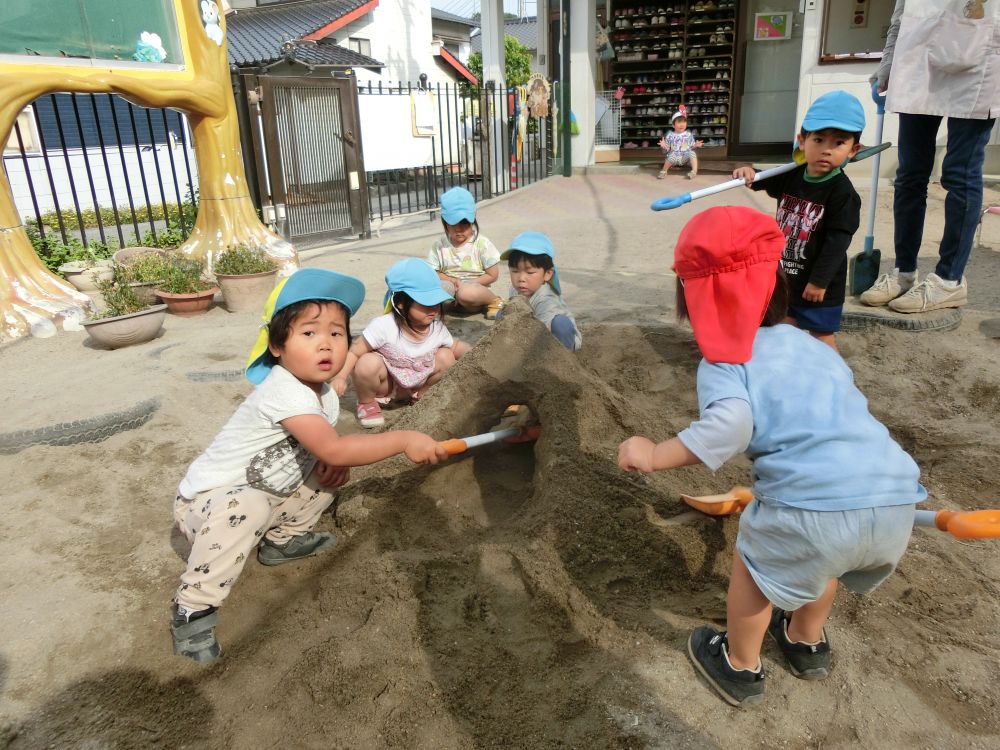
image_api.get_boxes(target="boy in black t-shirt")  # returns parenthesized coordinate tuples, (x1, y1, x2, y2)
(733, 91, 864, 350)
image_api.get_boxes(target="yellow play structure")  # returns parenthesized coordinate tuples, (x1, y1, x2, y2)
(0, 0, 295, 341)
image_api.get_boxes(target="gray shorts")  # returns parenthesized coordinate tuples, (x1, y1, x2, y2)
(736, 501, 915, 611)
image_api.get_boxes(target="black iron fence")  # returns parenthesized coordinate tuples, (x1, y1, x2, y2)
(4, 93, 199, 252)
(360, 81, 553, 223)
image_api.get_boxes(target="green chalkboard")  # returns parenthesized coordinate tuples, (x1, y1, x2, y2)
(0, 0, 183, 65)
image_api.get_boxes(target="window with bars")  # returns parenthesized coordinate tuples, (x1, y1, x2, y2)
(347, 37, 371, 57)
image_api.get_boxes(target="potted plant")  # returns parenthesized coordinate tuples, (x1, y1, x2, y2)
(112, 246, 166, 266)
(154, 254, 219, 316)
(118, 252, 168, 305)
(213, 246, 278, 313)
(81, 267, 167, 349)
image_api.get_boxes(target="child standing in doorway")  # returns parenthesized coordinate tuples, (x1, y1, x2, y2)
(171, 269, 446, 664)
(333, 258, 470, 428)
(618, 206, 925, 707)
(732, 90, 863, 350)
(427, 186, 504, 319)
(499, 231, 582, 352)
(658, 106, 703, 179)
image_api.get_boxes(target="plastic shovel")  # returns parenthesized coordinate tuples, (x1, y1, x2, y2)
(678, 486, 1000, 540)
(650, 142, 891, 212)
(439, 426, 541, 456)
(849, 83, 887, 295)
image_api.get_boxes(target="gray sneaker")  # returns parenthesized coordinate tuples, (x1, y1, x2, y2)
(767, 609, 831, 680)
(257, 531, 337, 566)
(859, 269, 914, 306)
(888, 273, 968, 313)
(170, 604, 222, 664)
(687, 626, 765, 707)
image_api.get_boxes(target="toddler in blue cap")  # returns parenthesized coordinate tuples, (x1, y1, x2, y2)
(426, 186, 505, 319)
(733, 89, 864, 351)
(333, 258, 470, 427)
(500, 231, 581, 352)
(170, 268, 447, 664)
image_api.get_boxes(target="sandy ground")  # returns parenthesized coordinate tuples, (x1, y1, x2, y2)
(2, 173, 1000, 749)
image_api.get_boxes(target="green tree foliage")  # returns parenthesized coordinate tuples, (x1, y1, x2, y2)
(468, 35, 532, 88)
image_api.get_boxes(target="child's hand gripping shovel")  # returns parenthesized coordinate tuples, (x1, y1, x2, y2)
(439, 405, 540, 456)
(849, 82, 887, 295)
(675, 485, 1000, 539)
(650, 142, 891, 212)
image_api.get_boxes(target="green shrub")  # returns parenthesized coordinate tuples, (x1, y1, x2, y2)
(157, 254, 215, 294)
(120, 253, 167, 283)
(214, 246, 277, 276)
(94, 266, 149, 319)
(27, 226, 118, 275)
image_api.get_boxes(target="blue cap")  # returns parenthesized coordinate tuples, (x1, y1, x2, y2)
(382, 257, 454, 311)
(245, 268, 366, 385)
(802, 90, 866, 134)
(500, 231, 561, 295)
(440, 186, 477, 225)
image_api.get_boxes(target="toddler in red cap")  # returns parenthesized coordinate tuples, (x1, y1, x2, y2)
(618, 206, 925, 707)
(733, 90, 864, 350)
(171, 268, 448, 664)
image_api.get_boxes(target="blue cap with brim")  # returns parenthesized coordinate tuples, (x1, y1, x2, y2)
(500, 230, 561, 295)
(245, 268, 365, 385)
(382, 257, 454, 312)
(440, 186, 477, 225)
(801, 90, 866, 134)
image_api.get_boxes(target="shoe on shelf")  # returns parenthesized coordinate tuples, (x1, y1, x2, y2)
(767, 609, 832, 680)
(887, 272, 968, 313)
(859, 269, 914, 306)
(171, 603, 222, 664)
(687, 626, 765, 707)
(356, 400, 385, 428)
(257, 531, 337, 566)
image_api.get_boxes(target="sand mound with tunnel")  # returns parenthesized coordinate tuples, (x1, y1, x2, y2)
(2, 298, 999, 748)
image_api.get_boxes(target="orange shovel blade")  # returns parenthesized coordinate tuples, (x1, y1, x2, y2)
(681, 486, 753, 516)
(935, 509, 1000, 539)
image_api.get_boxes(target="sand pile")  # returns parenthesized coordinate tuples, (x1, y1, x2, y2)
(2, 298, 1000, 748)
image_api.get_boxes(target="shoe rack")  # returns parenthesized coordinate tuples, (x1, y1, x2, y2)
(611, 0, 737, 158)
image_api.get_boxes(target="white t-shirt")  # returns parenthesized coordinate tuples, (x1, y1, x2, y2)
(178, 365, 339, 499)
(426, 232, 501, 281)
(362, 313, 454, 389)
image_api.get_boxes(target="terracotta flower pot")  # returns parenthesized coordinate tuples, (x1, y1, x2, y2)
(81, 304, 167, 349)
(59, 260, 114, 292)
(156, 287, 219, 316)
(217, 269, 278, 313)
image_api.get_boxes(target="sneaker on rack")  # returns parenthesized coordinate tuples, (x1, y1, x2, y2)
(887, 272, 968, 313)
(859, 268, 913, 306)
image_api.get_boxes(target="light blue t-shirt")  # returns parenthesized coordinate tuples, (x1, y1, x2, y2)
(694, 324, 926, 511)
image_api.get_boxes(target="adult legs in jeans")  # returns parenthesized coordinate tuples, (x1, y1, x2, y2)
(894, 113, 995, 281)
(937, 116, 995, 281)
(893, 114, 941, 274)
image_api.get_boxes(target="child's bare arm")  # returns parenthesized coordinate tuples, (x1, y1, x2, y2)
(618, 436, 702, 473)
(470, 264, 499, 286)
(732, 166, 757, 186)
(331, 337, 374, 395)
(282, 414, 446, 466)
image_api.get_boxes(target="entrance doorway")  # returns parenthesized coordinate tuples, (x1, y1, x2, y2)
(731, 1, 804, 157)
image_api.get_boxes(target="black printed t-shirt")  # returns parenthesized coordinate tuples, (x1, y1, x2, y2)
(752, 164, 861, 308)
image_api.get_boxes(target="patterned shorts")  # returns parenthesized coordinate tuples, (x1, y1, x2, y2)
(665, 150, 693, 166)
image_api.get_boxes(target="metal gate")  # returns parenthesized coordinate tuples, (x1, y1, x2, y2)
(250, 76, 368, 242)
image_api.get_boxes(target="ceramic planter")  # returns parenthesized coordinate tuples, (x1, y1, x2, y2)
(59, 260, 114, 292)
(81, 304, 167, 349)
(113, 246, 167, 265)
(156, 287, 219, 316)
(128, 280, 162, 306)
(216, 269, 278, 313)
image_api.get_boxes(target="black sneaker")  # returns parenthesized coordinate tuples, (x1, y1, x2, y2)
(768, 609, 831, 680)
(257, 531, 337, 566)
(170, 604, 222, 664)
(687, 626, 765, 707)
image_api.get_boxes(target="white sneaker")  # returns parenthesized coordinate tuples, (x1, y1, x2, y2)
(859, 269, 914, 307)
(887, 273, 968, 313)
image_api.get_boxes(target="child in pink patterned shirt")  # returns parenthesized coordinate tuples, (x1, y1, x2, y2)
(333, 258, 470, 428)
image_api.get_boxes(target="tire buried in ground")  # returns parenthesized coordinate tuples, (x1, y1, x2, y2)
(0, 398, 161, 454)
